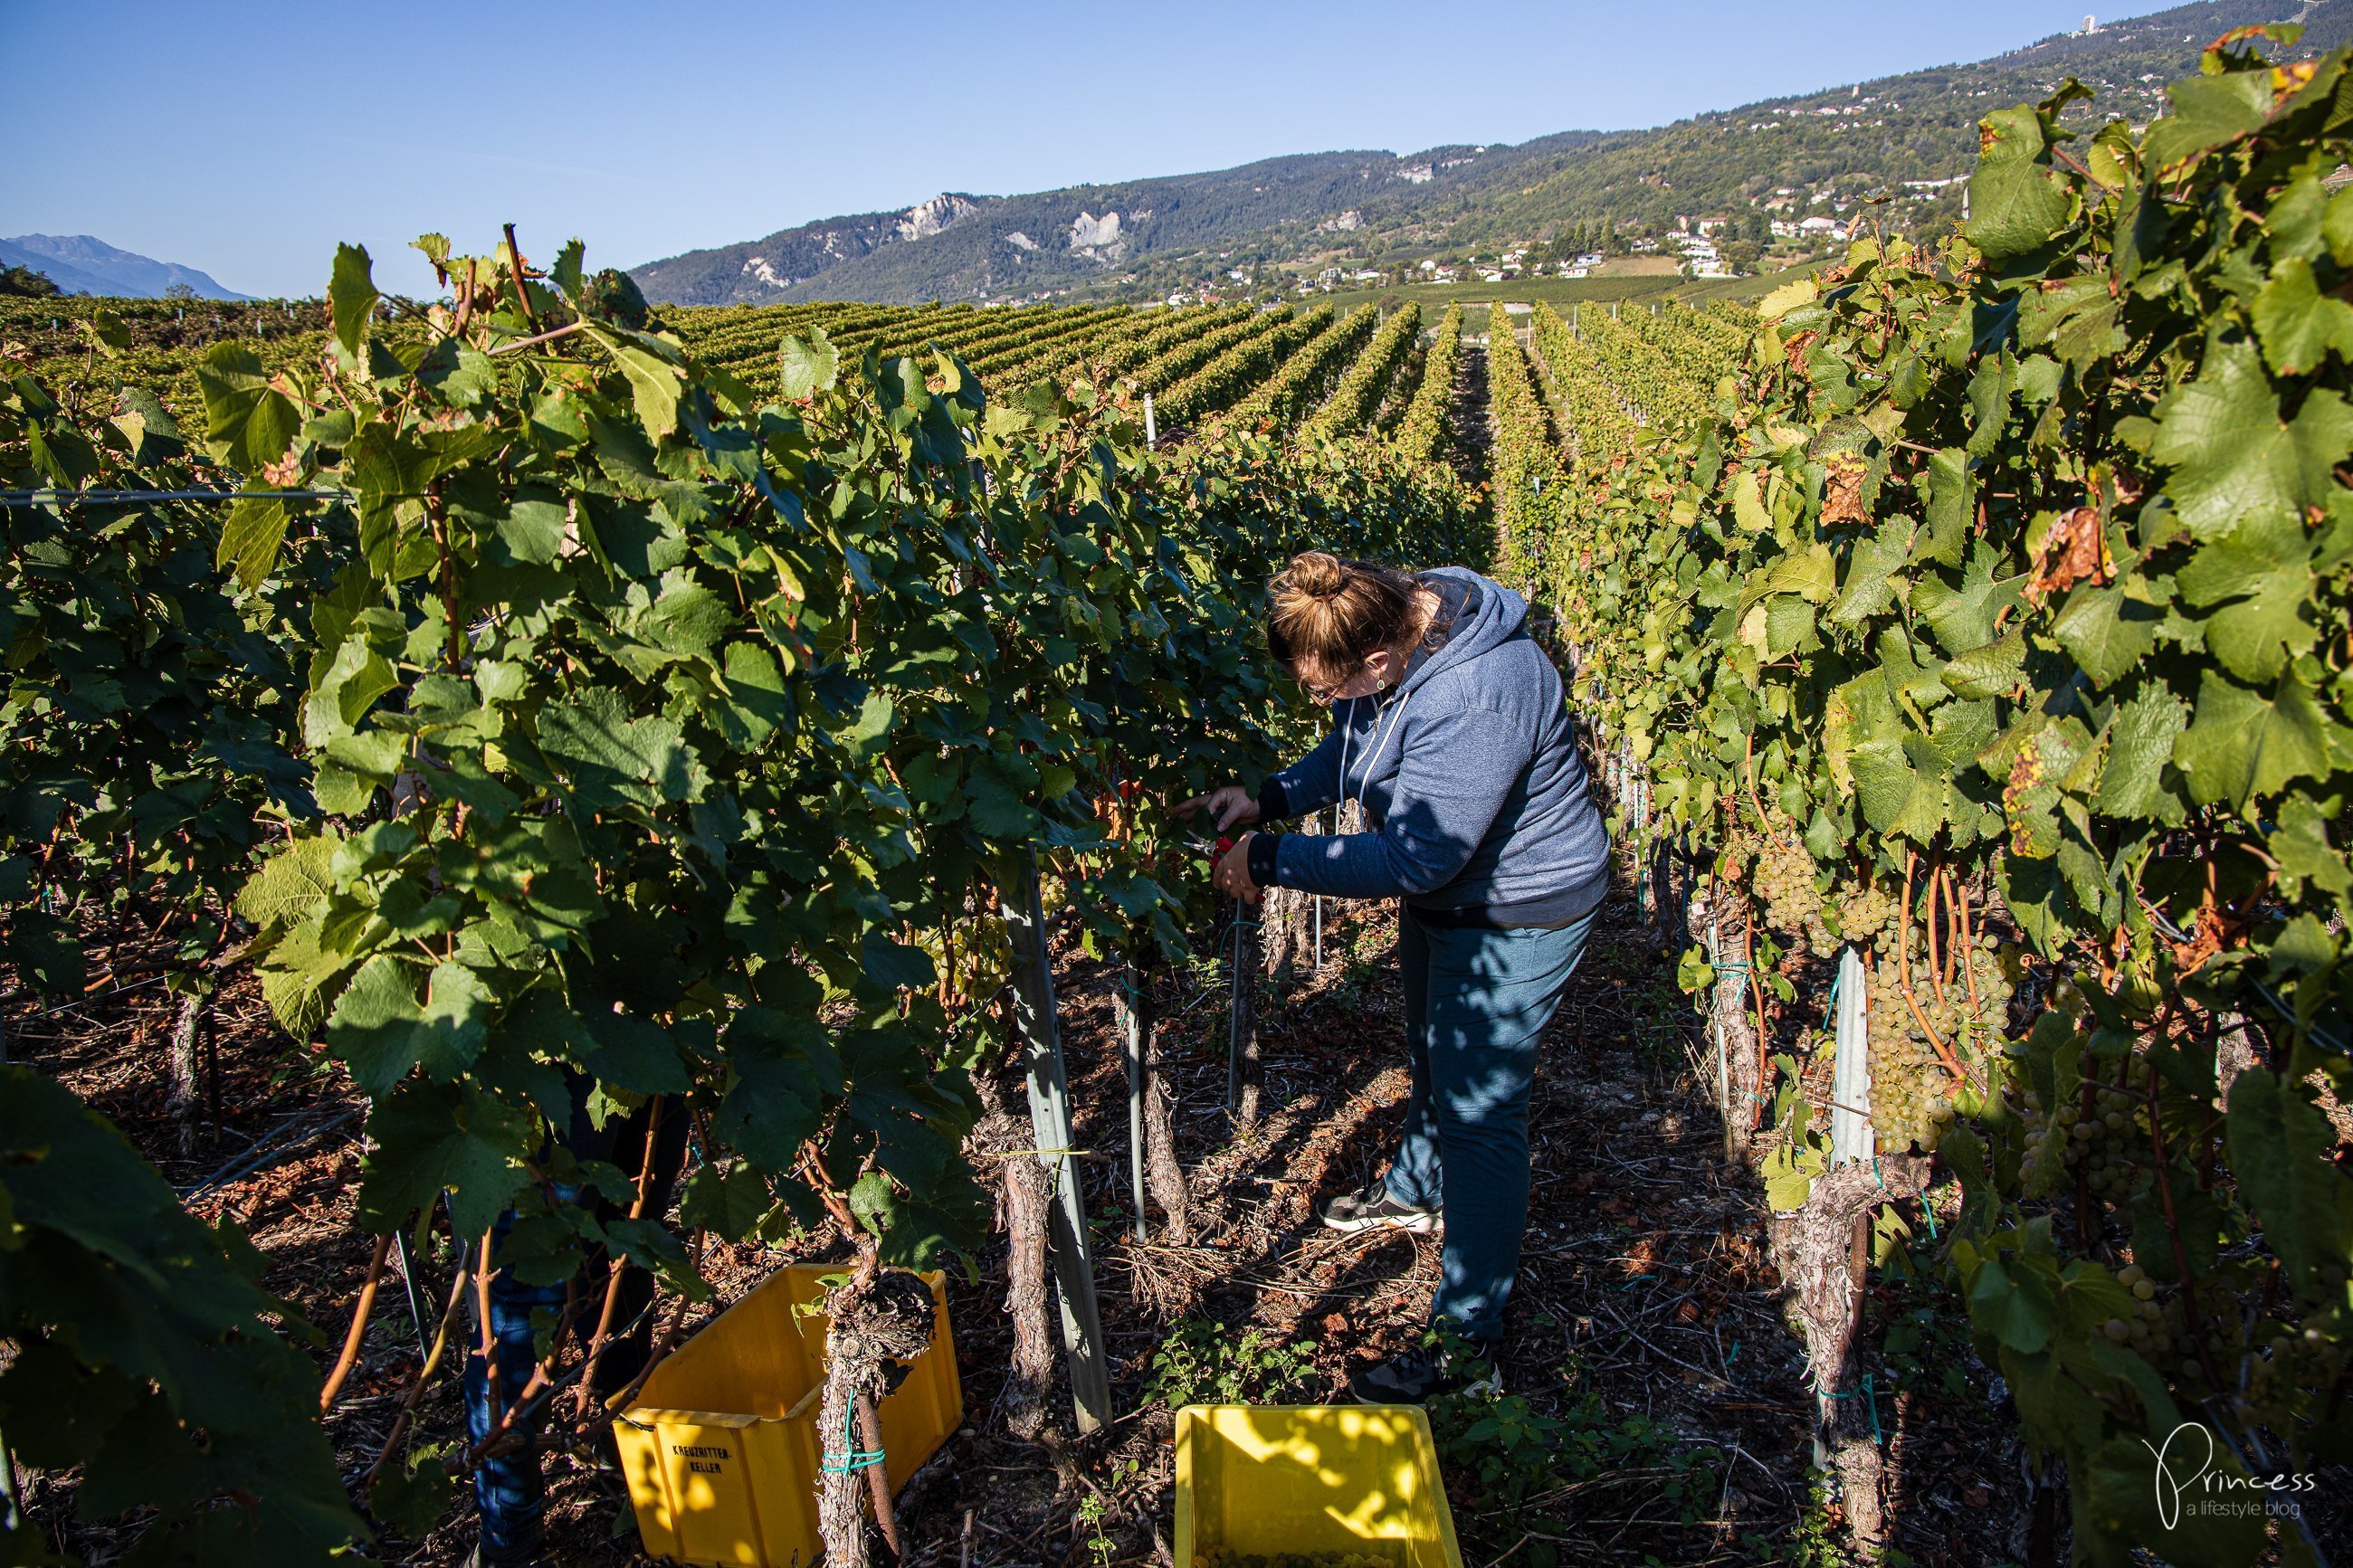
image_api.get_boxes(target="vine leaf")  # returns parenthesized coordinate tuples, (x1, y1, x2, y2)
(2176, 513, 2318, 684)
(1965, 1256, 2054, 1353)
(582, 1012, 691, 1096)
(861, 929, 938, 993)
(1940, 629, 2026, 699)
(680, 1161, 773, 1240)
(1829, 521, 1911, 626)
(195, 344, 299, 476)
(2147, 342, 2353, 541)
(215, 494, 289, 591)
(2269, 795, 2353, 899)
(2249, 254, 2353, 375)
(371, 1448, 456, 1543)
(2227, 1069, 2353, 1293)
(715, 1006, 840, 1174)
(327, 242, 377, 362)
(357, 1079, 535, 1240)
(2050, 583, 2160, 688)
(780, 329, 840, 402)
(327, 955, 493, 1098)
(233, 832, 339, 930)
(2170, 667, 2339, 812)
(2139, 65, 2274, 176)
(2089, 688, 2186, 820)
(1966, 106, 2072, 261)
(538, 688, 708, 810)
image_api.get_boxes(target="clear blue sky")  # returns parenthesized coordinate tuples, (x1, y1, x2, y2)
(3, 1, 2148, 299)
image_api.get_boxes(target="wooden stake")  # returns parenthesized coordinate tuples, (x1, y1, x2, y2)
(474, 1231, 502, 1430)
(1118, 963, 1148, 1240)
(996, 850, 1111, 1433)
(167, 993, 205, 1160)
(857, 1392, 901, 1557)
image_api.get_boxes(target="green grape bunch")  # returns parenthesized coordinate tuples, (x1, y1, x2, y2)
(1829, 877, 1898, 956)
(2100, 1261, 2175, 1361)
(1745, 831, 1825, 950)
(2017, 1075, 2144, 1206)
(1866, 955, 1949, 1153)
(1864, 937, 2015, 1152)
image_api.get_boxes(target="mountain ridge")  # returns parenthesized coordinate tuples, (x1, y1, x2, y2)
(632, 0, 2352, 307)
(1, 234, 249, 300)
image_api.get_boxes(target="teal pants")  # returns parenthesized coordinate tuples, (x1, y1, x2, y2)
(1382, 904, 1596, 1343)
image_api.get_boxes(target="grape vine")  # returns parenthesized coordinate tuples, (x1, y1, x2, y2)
(1512, 30, 2353, 1562)
(0, 233, 1477, 1561)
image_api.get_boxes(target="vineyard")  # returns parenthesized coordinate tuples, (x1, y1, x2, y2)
(6, 25, 2353, 1568)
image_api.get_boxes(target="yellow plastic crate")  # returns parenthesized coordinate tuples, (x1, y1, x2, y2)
(615, 1265, 960, 1567)
(1174, 1404, 1462, 1568)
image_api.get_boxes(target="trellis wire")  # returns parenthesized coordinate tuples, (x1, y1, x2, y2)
(0, 488, 352, 506)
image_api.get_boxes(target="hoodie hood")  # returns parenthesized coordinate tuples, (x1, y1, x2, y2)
(1255, 559, 1609, 923)
(1398, 567, 1529, 697)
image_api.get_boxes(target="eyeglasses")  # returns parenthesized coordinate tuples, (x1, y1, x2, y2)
(1295, 666, 1364, 706)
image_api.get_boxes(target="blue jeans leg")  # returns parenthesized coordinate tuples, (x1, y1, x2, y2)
(463, 1213, 568, 1567)
(462, 1096, 689, 1565)
(1383, 906, 1595, 1343)
(1384, 911, 1443, 1212)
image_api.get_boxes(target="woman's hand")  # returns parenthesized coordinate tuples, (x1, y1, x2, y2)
(1174, 784, 1261, 832)
(1215, 833, 1262, 906)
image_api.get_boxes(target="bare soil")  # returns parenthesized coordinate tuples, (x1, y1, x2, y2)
(8, 849, 2062, 1568)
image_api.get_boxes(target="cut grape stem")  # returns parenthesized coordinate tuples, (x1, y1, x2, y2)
(1935, 862, 1959, 999)
(1924, 851, 1948, 1009)
(1743, 732, 1796, 853)
(1900, 849, 1971, 1092)
(1954, 870, 1983, 1023)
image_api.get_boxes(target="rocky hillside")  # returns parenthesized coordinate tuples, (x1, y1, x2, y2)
(1, 234, 248, 299)
(631, 0, 2351, 305)
(631, 149, 1427, 306)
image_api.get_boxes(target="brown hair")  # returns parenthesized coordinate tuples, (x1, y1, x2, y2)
(1267, 551, 1421, 677)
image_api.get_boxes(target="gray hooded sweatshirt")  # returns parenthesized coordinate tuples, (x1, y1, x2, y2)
(1246, 567, 1611, 927)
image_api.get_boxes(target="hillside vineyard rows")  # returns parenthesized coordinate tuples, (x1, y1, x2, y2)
(5, 27, 2353, 1568)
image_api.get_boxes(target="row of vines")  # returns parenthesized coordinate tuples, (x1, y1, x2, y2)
(1505, 28, 2353, 1565)
(0, 234, 1479, 1562)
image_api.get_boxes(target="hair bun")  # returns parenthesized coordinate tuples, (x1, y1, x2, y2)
(1288, 550, 1348, 601)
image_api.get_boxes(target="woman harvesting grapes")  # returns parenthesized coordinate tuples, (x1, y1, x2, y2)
(1178, 551, 1610, 1401)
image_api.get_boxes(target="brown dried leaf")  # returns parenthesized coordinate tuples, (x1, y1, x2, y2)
(1822, 451, 1870, 526)
(2004, 746, 2046, 815)
(2025, 506, 2110, 604)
